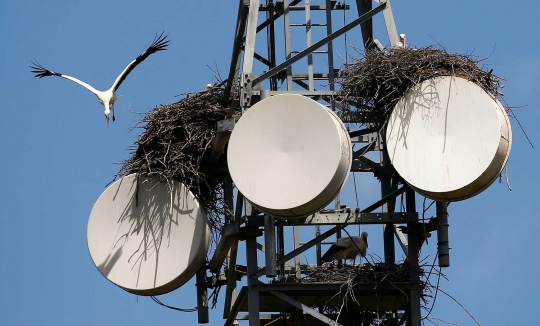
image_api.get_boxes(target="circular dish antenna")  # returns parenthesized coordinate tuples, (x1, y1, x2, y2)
(228, 94, 352, 218)
(87, 174, 210, 295)
(386, 76, 512, 201)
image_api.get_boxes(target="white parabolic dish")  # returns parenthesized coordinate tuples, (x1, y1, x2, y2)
(386, 76, 512, 201)
(87, 174, 210, 296)
(227, 94, 352, 218)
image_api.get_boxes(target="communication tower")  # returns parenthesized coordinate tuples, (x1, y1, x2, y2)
(212, 1, 435, 325)
(86, 1, 513, 325)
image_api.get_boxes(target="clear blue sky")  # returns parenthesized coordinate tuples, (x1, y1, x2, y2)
(1, 1, 538, 325)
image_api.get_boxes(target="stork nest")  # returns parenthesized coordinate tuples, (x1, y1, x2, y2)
(273, 262, 433, 325)
(337, 46, 505, 120)
(277, 262, 422, 286)
(114, 81, 236, 237)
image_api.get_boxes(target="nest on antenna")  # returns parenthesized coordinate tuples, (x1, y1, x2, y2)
(114, 80, 236, 238)
(273, 262, 432, 325)
(337, 46, 505, 120)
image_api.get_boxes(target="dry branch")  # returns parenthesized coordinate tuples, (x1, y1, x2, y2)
(114, 81, 236, 239)
(272, 262, 431, 325)
(337, 46, 505, 120)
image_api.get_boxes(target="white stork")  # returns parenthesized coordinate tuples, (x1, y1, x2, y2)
(399, 33, 407, 48)
(321, 231, 368, 264)
(30, 31, 169, 125)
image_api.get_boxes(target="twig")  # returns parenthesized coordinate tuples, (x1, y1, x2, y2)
(437, 288, 482, 326)
(338, 46, 505, 124)
(113, 81, 237, 243)
(429, 316, 459, 326)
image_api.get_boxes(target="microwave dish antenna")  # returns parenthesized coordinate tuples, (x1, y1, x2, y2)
(386, 76, 512, 201)
(87, 174, 210, 295)
(227, 94, 352, 218)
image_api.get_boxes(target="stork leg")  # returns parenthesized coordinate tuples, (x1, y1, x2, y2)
(111, 103, 116, 122)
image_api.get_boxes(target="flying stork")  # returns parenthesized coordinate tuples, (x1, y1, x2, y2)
(30, 31, 169, 125)
(321, 231, 368, 264)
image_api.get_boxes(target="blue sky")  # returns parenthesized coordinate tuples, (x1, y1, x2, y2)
(1, 0, 539, 325)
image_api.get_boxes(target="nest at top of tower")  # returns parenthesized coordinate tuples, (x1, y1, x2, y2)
(337, 46, 505, 120)
(113, 80, 236, 236)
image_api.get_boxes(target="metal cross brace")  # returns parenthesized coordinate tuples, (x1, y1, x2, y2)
(251, 2, 387, 86)
(269, 290, 343, 326)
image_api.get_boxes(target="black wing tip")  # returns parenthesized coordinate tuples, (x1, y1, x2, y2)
(150, 30, 169, 51)
(29, 60, 61, 79)
(29, 60, 52, 78)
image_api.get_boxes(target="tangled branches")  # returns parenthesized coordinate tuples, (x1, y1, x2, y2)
(114, 81, 235, 237)
(338, 46, 505, 120)
(303, 263, 415, 285)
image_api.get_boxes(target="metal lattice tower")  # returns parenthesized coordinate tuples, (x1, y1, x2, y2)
(204, 1, 451, 325)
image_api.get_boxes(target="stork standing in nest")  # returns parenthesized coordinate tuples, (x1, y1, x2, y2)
(30, 32, 169, 125)
(321, 231, 368, 265)
(399, 33, 407, 48)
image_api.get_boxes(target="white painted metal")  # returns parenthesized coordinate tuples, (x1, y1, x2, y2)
(87, 174, 210, 295)
(227, 94, 352, 218)
(386, 76, 512, 201)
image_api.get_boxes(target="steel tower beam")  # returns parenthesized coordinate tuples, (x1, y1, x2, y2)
(436, 201, 450, 267)
(251, 2, 386, 86)
(406, 187, 422, 326)
(216, 2, 431, 325)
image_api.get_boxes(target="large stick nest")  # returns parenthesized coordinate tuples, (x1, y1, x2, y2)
(277, 263, 423, 287)
(114, 81, 235, 236)
(273, 262, 433, 324)
(337, 46, 505, 120)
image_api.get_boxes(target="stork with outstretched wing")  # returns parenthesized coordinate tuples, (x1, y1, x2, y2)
(30, 31, 169, 125)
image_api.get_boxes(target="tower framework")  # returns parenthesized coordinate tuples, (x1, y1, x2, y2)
(205, 1, 451, 325)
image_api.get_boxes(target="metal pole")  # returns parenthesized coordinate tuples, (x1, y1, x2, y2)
(196, 267, 209, 323)
(356, 0, 373, 49)
(224, 174, 234, 225)
(325, 0, 336, 111)
(283, 0, 293, 91)
(241, 0, 261, 112)
(242, 0, 261, 75)
(277, 225, 285, 278)
(436, 201, 450, 267)
(305, 0, 314, 91)
(315, 225, 321, 265)
(380, 0, 400, 47)
(405, 188, 421, 326)
(227, 0, 249, 93)
(266, 0, 278, 91)
(246, 235, 260, 326)
(259, 89, 276, 279)
(380, 130, 395, 265)
(223, 241, 239, 319)
(293, 226, 301, 278)
(222, 174, 237, 319)
(264, 215, 277, 277)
